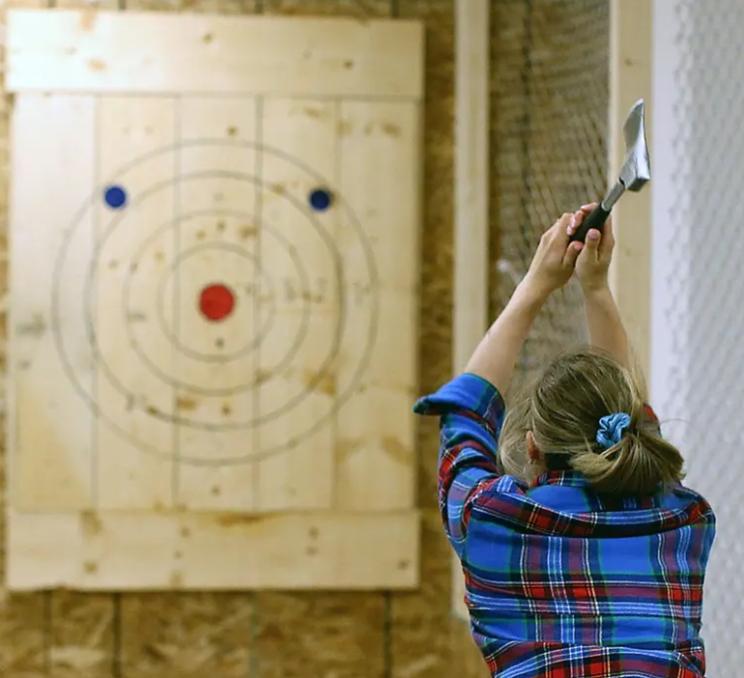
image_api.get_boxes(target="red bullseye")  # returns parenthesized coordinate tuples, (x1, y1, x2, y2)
(199, 283, 235, 322)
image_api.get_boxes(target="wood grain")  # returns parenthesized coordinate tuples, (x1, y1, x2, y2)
(8, 510, 419, 590)
(255, 96, 338, 512)
(335, 99, 420, 510)
(174, 96, 259, 511)
(95, 94, 178, 510)
(452, 0, 490, 620)
(608, 0, 652, 377)
(49, 592, 114, 678)
(9, 93, 96, 511)
(6, 10, 423, 98)
(7, 7, 421, 589)
(119, 592, 254, 678)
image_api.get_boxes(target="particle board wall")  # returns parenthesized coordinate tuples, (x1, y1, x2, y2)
(0, 1, 486, 677)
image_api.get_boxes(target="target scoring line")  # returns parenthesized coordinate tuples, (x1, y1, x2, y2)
(51, 140, 379, 465)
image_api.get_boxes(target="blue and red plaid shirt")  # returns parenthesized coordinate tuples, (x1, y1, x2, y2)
(414, 373, 715, 678)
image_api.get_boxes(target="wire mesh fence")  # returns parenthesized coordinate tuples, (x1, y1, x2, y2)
(653, 0, 744, 673)
(490, 0, 609, 383)
(489, 0, 609, 431)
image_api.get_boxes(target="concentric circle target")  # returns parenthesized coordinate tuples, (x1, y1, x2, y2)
(52, 140, 378, 464)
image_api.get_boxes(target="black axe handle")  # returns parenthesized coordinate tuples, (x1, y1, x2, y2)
(569, 204, 611, 243)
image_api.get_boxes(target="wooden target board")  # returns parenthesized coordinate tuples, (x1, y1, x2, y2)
(5, 10, 422, 590)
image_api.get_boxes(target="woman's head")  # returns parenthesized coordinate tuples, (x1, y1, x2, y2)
(499, 349, 684, 495)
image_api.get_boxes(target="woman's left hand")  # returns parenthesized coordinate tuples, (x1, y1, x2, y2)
(524, 212, 584, 298)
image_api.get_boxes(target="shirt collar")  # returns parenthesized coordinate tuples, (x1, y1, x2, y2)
(533, 471, 660, 511)
(534, 470, 591, 488)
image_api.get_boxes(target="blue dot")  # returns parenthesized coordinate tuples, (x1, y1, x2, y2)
(104, 185, 127, 209)
(309, 188, 333, 212)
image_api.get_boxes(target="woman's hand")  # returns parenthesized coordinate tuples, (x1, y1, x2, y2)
(465, 206, 600, 392)
(568, 202, 615, 292)
(524, 212, 584, 298)
(568, 203, 627, 365)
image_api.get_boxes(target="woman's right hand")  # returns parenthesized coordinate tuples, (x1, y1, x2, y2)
(568, 202, 615, 292)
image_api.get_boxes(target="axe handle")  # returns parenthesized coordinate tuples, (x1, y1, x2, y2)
(569, 204, 611, 243)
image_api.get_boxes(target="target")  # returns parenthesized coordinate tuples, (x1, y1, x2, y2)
(6, 9, 424, 591)
(52, 140, 379, 465)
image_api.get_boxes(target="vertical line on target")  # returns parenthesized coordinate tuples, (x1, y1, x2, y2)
(251, 95, 264, 511)
(171, 95, 182, 508)
(91, 95, 101, 508)
(330, 97, 342, 509)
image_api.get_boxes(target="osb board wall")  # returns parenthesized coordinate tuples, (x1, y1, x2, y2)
(0, 0, 487, 677)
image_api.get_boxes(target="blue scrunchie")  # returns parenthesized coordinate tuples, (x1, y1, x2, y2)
(596, 412, 632, 449)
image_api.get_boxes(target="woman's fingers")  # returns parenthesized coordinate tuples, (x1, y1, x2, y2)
(583, 228, 602, 261)
(567, 213, 579, 236)
(557, 213, 584, 268)
(556, 212, 574, 240)
(562, 239, 584, 268)
(544, 209, 600, 271)
(599, 215, 615, 259)
(567, 203, 598, 236)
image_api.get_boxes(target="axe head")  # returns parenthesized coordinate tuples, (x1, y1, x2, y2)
(619, 99, 651, 191)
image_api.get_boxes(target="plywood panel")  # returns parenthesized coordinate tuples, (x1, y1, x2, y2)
(174, 96, 259, 511)
(390, 510, 462, 678)
(126, 0, 243, 11)
(9, 93, 96, 510)
(119, 592, 254, 677)
(94, 95, 178, 510)
(55, 0, 117, 7)
(6, 9, 422, 591)
(0, 592, 47, 676)
(255, 97, 338, 511)
(2, 7, 102, 677)
(263, 0, 391, 17)
(49, 591, 114, 678)
(6, 10, 424, 98)
(335, 100, 420, 510)
(7, 510, 419, 590)
(253, 590, 386, 678)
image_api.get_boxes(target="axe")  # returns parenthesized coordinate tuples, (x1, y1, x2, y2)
(570, 98, 651, 243)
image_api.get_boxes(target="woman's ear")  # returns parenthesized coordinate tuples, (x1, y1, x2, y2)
(526, 431, 542, 462)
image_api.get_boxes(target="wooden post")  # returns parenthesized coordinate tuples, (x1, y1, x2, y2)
(453, 0, 490, 618)
(608, 0, 653, 376)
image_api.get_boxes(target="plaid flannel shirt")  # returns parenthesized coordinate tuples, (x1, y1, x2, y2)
(414, 373, 715, 678)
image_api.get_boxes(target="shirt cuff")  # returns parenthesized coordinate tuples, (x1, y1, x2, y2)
(413, 372, 506, 432)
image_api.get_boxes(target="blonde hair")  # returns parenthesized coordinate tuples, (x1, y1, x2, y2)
(499, 349, 684, 495)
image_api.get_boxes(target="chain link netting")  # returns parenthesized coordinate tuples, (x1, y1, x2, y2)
(489, 0, 608, 388)
(655, 0, 744, 673)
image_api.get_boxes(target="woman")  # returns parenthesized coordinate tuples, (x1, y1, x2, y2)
(414, 205, 715, 677)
